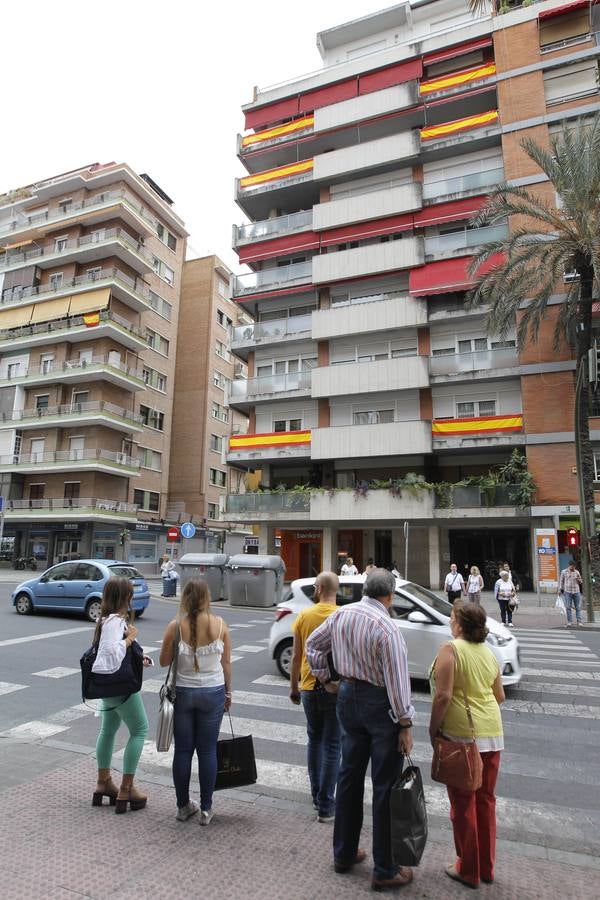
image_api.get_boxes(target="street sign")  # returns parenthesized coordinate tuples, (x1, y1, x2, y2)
(167, 526, 179, 542)
(535, 528, 559, 589)
(0, 497, 4, 511)
(181, 522, 196, 539)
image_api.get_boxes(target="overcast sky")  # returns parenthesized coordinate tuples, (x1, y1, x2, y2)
(1, 0, 390, 272)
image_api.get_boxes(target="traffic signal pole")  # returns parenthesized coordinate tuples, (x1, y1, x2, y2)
(574, 362, 595, 623)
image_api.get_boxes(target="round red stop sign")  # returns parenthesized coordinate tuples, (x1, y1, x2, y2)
(167, 526, 179, 542)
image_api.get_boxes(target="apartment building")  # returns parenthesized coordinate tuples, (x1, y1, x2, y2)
(224, 0, 600, 587)
(167, 255, 248, 546)
(0, 162, 187, 572)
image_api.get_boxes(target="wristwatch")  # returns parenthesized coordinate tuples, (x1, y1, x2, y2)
(398, 721, 413, 730)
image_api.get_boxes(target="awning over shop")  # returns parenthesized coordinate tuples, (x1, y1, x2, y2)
(68, 288, 111, 315)
(0, 303, 35, 329)
(30, 297, 71, 323)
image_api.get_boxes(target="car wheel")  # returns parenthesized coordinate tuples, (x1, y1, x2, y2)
(15, 593, 34, 615)
(86, 599, 102, 623)
(133, 609, 144, 619)
(275, 639, 293, 679)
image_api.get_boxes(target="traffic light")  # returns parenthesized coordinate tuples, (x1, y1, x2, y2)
(567, 527, 580, 548)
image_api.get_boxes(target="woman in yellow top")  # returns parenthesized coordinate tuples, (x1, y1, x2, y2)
(429, 601, 505, 889)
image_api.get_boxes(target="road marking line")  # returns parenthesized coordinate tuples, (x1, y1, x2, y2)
(234, 690, 303, 711)
(32, 667, 80, 679)
(229, 624, 254, 628)
(522, 668, 600, 680)
(514, 682, 600, 698)
(230, 655, 243, 662)
(0, 720, 69, 740)
(233, 645, 267, 653)
(253, 675, 288, 687)
(46, 704, 94, 725)
(0, 626, 92, 648)
(0, 681, 28, 696)
(519, 649, 596, 658)
(256, 638, 271, 644)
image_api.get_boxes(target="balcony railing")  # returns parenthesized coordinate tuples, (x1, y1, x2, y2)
(0, 188, 158, 239)
(0, 308, 145, 345)
(1, 267, 152, 310)
(0, 227, 152, 270)
(422, 167, 504, 203)
(233, 260, 312, 297)
(234, 211, 313, 245)
(429, 346, 518, 376)
(425, 224, 508, 258)
(1, 449, 140, 469)
(1, 401, 144, 427)
(3, 497, 138, 515)
(231, 314, 312, 346)
(225, 492, 310, 514)
(229, 371, 311, 402)
(0, 355, 144, 384)
(434, 485, 520, 508)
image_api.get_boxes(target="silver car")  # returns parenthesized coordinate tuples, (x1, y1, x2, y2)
(268, 575, 521, 686)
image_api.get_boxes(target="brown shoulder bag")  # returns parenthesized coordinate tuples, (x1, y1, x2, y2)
(431, 651, 483, 792)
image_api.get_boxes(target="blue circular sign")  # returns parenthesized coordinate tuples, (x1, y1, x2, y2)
(181, 522, 196, 539)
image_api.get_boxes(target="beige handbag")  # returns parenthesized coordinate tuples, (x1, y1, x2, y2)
(155, 624, 180, 752)
(431, 654, 483, 792)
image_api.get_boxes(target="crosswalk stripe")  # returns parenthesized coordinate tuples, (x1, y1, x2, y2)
(513, 682, 600, 698)
(520, 649, 597, 658)
(0, 720, 69, 740)
(233, 645, 267, 653)
(0, 625, 92, 648)
(0, 681, 28, 696)
(253, 675, 288, 687)
(522, 667, 600, 681)
(32, 667, 80, 679)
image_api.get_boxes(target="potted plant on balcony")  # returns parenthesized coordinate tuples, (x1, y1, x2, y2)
(497, 449, 537, 509)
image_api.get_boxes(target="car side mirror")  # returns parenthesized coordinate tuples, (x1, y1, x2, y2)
(39, 576, 49, 584)
(407, 610, 431, 624)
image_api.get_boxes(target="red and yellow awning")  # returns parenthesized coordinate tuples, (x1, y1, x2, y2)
(421, 109, 499, 141)
(229, 430, 312, 450)
(420, 63, 496, 95)
(241, 116, 315, 149)
(432, 415, 523, 436)
(240, 159, 314, 190)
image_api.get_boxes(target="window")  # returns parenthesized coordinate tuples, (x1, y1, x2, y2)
(7, 362, 21, 379)
(140, 404, 164, 430)
(540, 7, 590, 50)
(213, 370, 230, 391)
(456, 400, 496, 418)
(58, 199, 72, 215)
(210, 434, 224, 453)
(217, 279, 229, 299)
(54, 237, 68, 253)
(36, 394, 49, 411)
(208, 502, 219, 519)
(353, 409, 394, 425)
(543, 60, 599, 105)
(215, 339, 229, 361)
(64, 482, 81, 500)
(71, 391, 89, 410)
(139, 447, 162, 471)
(133, 489, 160, 512)
(87, 266, 102, 280)
(149, 291, 172, 321)
(74, 563, 103, 581)
(212, 402, 229, 423)
(46, 563, 76, 582)
(41, 354, 54, 374)
(69, 437, 84, 460)
(156, 223, 178, 252)
(146, 328, 169, 355)
(29, 484, 45, 501)
(210, 468, 227, 487)
(152, 256, 175, 286)
(163, 265, 174, 286)
(143, 366, 167, 392)
(90, 229, 105, 243)
(217, 309, 233, 329)
(273, 419, 302, 432)
(30, 438, 45, 461)
(49, 273, 63, 289)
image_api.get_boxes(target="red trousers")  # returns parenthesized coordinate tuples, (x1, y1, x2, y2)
(447, 750, 501, 886)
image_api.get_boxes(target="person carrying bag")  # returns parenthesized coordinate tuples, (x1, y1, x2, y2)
(390, 755, 428, 868)
(155, 624, 180, 752)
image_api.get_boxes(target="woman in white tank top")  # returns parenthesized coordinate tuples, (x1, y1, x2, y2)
(160, 578, 232, 825)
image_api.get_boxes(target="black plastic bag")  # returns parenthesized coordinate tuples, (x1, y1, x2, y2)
(390, 756, 428, 867)
(215, 713, 257, 790)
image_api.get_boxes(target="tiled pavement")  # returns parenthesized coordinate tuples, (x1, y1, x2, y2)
(0, 750, 597, 900)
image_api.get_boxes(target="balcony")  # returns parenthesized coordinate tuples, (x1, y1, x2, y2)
(0, 309, 147, 353)
(312, 237, 424, 285)
(228, 370, 312, 409)
(232, 260, 312, 298)
(420, 63, 497, 101)
(312, 293, 426, 340)
(313, 82, 420, 133)
(311, 488, 434, 524)
(0, 188, 158, 242)
(433, 485, 524, 517)
(312, 355, 429, 399)
(0, 401, 144, 433)
(0, 448, 140, 476)
(313, 183, 422, 232)
(0, 355, 145, 391)
(432, 413, 524, 450)
(425, 225, 508, 261)
(239, 116, 315, 154)
(311, 420, 431, 460)
(312, 131, 420, 183)
(233, 211, 313, 248)
(430, 346, 519, 382)
(2, 498, 138, 521)
(223, 491, 310, 523)
(227, 430, 312, 466)
(231, 314, 312, 359)
(423, 167, 504, 205)
(0, 268, 157, 315)
(421, 110, 500, 150)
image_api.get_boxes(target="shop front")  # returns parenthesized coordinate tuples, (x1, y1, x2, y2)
(279, 529, 322, 582)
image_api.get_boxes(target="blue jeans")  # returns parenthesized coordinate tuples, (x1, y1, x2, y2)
(301, 689, 341, 816)
(173, 685, 225, 811)
(334, 680, 401, 879)
(564, 591, 583, 624)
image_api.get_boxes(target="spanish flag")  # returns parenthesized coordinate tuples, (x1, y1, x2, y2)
(83, 311, 101, 327)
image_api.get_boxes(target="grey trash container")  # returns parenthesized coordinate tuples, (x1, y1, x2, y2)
(225, 554, 286, 608)
(177, 553, 229, 601)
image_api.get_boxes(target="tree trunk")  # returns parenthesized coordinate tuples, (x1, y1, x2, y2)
(575, 265, 600, 613)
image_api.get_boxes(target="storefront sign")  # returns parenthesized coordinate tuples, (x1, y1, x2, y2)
(535, 529, 559, 589)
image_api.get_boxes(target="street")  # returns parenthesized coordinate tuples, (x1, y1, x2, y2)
(1, 582, 600, 897)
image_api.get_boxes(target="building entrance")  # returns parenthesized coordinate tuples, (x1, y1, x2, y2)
(449, 528, 532, 590)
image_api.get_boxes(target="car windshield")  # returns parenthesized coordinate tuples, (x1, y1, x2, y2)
(398, 582, 453, 617)
(108, 565, 144, 580)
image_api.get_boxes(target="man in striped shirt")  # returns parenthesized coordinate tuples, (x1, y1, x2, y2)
(306, 568, 415, 891)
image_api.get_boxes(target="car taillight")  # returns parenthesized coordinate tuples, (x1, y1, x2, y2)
(275, 607, 293, 622)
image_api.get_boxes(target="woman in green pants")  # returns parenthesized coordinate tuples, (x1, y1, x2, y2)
(92, 577, 150, 813)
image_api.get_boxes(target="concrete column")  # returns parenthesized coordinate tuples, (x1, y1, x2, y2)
(391, 528, 403, 574)
(321, 527, 336, 572)
(429, 526, 441, 590)
(258, 526, 276, 554)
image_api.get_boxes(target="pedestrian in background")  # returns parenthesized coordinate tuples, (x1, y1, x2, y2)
(160, 553, 175, 597)
(559, 560, 584, 627)
(429, 601, 505, 888)
(290, 571, 341, 823)
(363, 558, 376, 575)
(494, 570, 515, 627)
(306, 568, 415, 891)
(466, 566, 484, 605)
(444, 563, 465, 603)
(92, 577, 150, 813)
(159, 578, 232, 825)
(341, 557, 358, 576)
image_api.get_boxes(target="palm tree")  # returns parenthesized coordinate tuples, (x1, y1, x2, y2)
(467, 115, 600, 617)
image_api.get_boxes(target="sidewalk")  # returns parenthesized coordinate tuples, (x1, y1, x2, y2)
(0, 744, 596, 900)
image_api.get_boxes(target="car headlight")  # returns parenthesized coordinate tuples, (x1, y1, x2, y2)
(487, 633, 512, 647)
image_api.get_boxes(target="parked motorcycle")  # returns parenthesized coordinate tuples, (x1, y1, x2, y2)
(13, 556, 38, 571)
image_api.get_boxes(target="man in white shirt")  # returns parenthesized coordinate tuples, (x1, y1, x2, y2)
(444, 563, 465, 602)
(341, 557, 358, 576)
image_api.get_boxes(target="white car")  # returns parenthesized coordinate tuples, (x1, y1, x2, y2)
(269, 575, 521, 687)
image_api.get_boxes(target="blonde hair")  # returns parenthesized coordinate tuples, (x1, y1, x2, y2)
(179, 578, 211, 671)
(470, 566, 480, 576)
